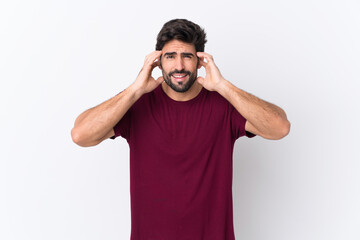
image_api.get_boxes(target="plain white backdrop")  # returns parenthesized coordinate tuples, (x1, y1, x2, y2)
(1, 0, 359, 239)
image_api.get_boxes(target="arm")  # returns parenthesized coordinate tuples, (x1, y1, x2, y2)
(196, 52, 290, 140)
(71, 51, 164, 147)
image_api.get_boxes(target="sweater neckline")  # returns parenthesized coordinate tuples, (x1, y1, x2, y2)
(158, 84, 206, 105)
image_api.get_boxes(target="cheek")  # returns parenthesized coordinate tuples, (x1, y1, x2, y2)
(185, 60, 198, 71)
(160, 61, 171, 71)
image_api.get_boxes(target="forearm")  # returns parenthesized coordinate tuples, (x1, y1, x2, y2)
(217, 79, 290, 139)
(71, 83, 143, 146)
(71, 51, 163, 147)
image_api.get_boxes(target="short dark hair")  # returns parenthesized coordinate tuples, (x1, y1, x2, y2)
(156, 19, 207, 52)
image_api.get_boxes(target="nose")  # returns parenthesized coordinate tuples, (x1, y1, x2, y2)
(174, 57, 185, 71)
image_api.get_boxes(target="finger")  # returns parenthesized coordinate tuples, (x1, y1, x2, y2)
(196, 52, 214, 60)
(198, 59, 207, 68)
(198, 56, 205, 64)
(139, 51, 162, 78)
(145, 51, 162, 70)
(151, 58, 161, 69)
(146, 50, 162, 59)
(197, 52, 214, 63)
(145, 51, 162, 65)
(197, 57, 207, 68)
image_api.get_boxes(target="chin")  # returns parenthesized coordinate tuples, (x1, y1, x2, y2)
(171, 80, 195, 93)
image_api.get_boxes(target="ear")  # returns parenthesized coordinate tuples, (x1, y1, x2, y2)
(159, 55, 162, 70)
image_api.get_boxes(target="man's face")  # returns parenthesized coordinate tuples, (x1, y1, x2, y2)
(160, 40, 199, 93)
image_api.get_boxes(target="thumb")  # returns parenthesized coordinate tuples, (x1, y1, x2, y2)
(156, 76, 164, 83)
(197, 76, 204, 85)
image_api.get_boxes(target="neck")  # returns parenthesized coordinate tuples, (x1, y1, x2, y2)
(161, 81, 203, 101)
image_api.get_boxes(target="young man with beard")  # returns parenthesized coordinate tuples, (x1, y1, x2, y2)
(71, 19, 290, 240)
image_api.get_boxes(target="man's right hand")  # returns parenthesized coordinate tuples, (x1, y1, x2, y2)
(71, 51, 164, 147)
(131, 51, 164, 96)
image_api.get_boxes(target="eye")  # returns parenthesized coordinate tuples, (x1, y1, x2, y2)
(166, 55, 174, 59)
(184, 55, 192, 59)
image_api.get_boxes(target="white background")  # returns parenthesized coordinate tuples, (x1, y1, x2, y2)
(1, 0, 359, 239)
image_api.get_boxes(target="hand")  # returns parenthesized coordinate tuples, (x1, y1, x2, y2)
(196, 52, 226, 92)
(132, 51, 164, 95)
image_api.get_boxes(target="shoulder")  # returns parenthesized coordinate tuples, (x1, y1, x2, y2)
(131, 85, 163, 113)
(203, 89, 232, 108)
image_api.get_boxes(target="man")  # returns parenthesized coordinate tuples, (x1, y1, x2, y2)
(71, 19, 290, 240)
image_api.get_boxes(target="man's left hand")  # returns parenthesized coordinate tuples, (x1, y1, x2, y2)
(196, 52, 226, 92)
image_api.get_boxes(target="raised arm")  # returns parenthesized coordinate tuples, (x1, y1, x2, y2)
(196, 52, 290, 140)
(71, 51, 164, 147)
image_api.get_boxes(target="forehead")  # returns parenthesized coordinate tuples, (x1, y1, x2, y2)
(162, 39, 196, 54)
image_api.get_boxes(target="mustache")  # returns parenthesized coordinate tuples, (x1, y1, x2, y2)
(168, 70, 191, 76)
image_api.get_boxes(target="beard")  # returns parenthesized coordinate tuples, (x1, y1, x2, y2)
(162, 69, 197, 93)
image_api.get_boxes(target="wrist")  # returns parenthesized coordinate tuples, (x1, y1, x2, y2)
(128, 82, 145, 100)
(215, 78, 230, 95)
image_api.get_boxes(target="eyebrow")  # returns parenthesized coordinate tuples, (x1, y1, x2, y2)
(163, 52, 195, 57)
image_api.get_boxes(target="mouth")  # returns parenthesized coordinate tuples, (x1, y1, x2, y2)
(171, 73, 188, 82)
